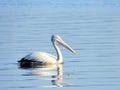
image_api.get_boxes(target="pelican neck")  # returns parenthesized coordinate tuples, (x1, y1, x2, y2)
(53, 42, 63, 63)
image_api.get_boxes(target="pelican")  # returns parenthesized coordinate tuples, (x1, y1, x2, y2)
(18, 35, 76, 67)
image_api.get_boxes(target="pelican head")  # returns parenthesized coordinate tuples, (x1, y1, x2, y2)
(51, 35, 77, 54)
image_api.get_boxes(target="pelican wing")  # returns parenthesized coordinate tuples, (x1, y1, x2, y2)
(24, 52, 57, 64)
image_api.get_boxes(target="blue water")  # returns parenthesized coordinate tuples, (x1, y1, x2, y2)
(0, 0, 120, 90)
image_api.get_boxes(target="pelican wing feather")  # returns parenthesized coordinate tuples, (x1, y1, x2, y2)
(24, 52, 57, 64)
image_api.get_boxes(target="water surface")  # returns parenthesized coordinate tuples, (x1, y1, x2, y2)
(0, 0, 120, 90)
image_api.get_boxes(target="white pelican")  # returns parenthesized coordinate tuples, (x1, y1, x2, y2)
(18, 35, 76, 67)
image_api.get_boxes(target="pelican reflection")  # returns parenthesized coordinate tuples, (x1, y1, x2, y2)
(20, 64, 63, 87)
(51, 65, 63, 87)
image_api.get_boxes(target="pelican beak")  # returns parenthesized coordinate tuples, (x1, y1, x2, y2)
(57, 37, 77, 54)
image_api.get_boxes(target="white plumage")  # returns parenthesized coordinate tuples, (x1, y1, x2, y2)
(24, 52, 57, 64)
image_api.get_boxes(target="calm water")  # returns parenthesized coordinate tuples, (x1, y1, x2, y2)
(0, 0, 120, 90)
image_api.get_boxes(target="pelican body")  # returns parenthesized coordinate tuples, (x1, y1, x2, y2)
(18, 35, 76, 67)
